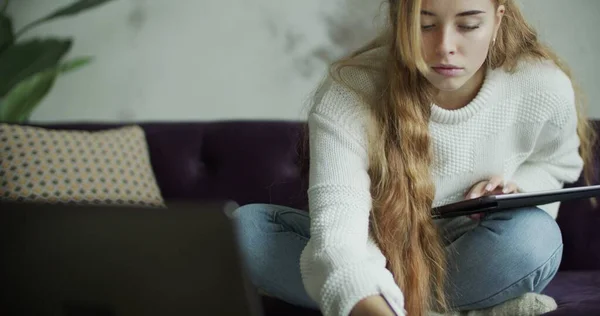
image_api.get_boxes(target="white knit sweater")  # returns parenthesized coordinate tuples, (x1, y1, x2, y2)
(299, 59, 584, 316)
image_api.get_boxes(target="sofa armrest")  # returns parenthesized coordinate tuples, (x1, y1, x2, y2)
(556, 197, 600, 271)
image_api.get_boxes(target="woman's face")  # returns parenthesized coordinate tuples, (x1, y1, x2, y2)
(420, 0, 504, 92)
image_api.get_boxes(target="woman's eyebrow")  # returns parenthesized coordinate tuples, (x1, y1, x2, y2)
(421, 10, 486, 17)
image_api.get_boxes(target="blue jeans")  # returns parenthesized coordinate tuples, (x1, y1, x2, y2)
(231, 205, 563, 311)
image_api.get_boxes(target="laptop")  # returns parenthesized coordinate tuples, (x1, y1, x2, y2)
(431, 184, 600, 219)
(0, 200, 264, 316)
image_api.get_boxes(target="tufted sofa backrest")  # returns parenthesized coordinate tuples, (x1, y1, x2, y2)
(21, 120, 600, 271)
(31, 121, 310, 210)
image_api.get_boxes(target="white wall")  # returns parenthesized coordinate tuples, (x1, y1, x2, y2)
(518, 0, 600, 118)
(7, 0, 600, 122)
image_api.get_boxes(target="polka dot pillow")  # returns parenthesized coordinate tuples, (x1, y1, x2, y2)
(0, 124, 165, 207)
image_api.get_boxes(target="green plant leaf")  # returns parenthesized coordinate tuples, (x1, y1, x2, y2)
(0, 57, 90, 122)
(40, 0, 115, 20)
(59, 56, 92, 72)
(0, 13, 13, 53)
(0, 38, 71, 97)
(1, 0, 9, 14)
(16, 0, 115, 37)
(0, 69, 57, 122)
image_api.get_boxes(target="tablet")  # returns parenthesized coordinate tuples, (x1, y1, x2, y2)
(431, 184, 600, 219)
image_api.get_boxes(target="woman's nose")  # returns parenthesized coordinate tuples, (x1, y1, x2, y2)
(436, 28, 457, 57)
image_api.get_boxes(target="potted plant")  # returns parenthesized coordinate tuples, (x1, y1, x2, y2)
(0, 0, 115, 122)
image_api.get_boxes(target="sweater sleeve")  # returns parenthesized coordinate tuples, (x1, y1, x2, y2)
(299, 79, 406, 316)
(511, 82, 584, 216)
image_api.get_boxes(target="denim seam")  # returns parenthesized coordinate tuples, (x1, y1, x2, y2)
(286, 231, 310, 242)
(277, 209, 310, 219)
(454, 243, 564, 309)
(273, 210, 310, 242)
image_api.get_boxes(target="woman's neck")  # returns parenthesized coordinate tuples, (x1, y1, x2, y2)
(434, 67, 486, 110)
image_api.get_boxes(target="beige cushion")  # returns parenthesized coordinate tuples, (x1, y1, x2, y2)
(0, 124, 165, 207)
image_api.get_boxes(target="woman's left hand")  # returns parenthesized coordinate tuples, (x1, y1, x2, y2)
(465, 175, 519, 220)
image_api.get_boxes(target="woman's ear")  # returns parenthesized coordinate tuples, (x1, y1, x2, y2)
(493, 5, 506, 42)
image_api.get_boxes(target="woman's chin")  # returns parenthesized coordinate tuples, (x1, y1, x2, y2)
(429, 78, 468, 92)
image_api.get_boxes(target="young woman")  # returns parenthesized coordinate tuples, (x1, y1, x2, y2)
(232, 0, 596, 315)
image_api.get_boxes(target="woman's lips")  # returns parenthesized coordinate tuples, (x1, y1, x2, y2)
(432, 66, 464, 77)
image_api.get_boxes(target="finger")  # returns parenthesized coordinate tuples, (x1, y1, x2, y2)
(489, 187, 505, 195)
(466, 181, 488, 199)
(502, 182, 519, 194)
(484, 176, 504, 193)
(469, 213, 483, 220)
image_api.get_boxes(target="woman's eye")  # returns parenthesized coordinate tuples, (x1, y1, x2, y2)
(421, 24, 435, 30)
(460, 25, 480, 30)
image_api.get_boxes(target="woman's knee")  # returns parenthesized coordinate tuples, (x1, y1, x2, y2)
(231, 204, 278, 242)
(233, 203, 310, 235)
(230, 204, 316, 308)
(231, 203, 273, 225)
(495, 207, 561, 257)
(447, 208, 563, 309)
(231, 203, 310, 244)
(486, 207, 563, 282)
(230, 204, 282, 276)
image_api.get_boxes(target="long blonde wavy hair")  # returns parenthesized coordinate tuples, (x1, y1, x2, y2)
(326, 0, 597, 315)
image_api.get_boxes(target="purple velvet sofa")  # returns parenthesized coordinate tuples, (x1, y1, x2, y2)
(32, 121, 600, 315)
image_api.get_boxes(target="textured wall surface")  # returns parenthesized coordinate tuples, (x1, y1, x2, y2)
(7, 0, 600, 122)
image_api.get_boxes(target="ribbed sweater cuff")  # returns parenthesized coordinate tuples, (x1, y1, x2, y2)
(320, 264, 406, 316)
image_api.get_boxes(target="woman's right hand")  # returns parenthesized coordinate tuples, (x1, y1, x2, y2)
(350, 295, 396, 316)
(465, 175, 519, 220)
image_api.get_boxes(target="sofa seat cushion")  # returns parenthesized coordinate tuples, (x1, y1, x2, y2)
(543, 270, 600, 315)
(261, 295, 321, 316)
(0, 124, 164, 207)
(260, 270, 600, 316)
